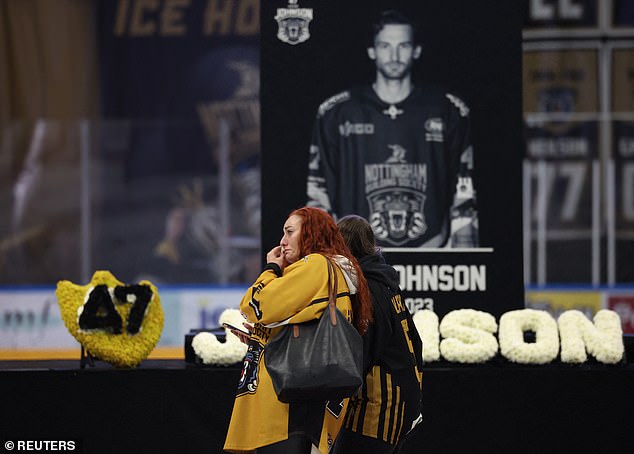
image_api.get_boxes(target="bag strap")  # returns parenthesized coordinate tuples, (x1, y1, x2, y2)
(326, 257, 338, 326)
(292, 256, 339, 338)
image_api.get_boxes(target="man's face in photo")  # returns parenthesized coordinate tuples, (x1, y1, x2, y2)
(368, 24, 421, 80)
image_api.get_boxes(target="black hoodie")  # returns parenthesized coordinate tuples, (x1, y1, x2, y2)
(341, 252, 423, 444)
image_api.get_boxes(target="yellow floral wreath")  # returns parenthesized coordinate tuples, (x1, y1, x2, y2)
(56, 270, 164, 368)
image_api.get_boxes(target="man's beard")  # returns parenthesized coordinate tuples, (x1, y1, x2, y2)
(378, 62, 412, 80)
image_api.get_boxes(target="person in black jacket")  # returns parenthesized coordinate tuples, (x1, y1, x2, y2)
(334, 214, 423, 454)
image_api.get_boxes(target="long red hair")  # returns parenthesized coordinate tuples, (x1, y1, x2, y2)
(289, 207, 373, 334)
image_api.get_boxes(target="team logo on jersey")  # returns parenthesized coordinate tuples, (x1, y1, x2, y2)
(237, 341, 263, 396)
(424, 117, 444, 142)
(367, 189, 427, 246)
(275, 0, 312, 45)
(339, 121, 375, 137)
(386, 144, 407, 163)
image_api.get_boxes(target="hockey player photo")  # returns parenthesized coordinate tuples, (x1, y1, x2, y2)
(306, 9, 478, 249)
(261, 0, 524, 318)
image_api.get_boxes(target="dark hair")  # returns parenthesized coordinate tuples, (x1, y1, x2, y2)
(288, 207, 373, 334)
(337, 214, 378, 259)
(369, 9, 419, 46)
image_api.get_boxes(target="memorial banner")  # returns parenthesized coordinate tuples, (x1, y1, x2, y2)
(261, 0, 524, 318)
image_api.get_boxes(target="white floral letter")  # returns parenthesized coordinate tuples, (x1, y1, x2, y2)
(558, 309, 624, 364)
(192, 309, 248, 365)
(439, 309, 498, 363)
(499, 309, 559, 364)
(413, 309, 440, 362)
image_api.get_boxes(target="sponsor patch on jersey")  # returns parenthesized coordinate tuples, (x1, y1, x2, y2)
(318, 91, 351, 116)
(446, 93, 469, 117)
(424, 117, 444, 142)
(339, 121, 375, 137)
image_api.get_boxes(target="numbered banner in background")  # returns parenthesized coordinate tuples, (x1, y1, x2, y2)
(523, 42, 601, 284)
(522, 0, 634, 38)
(523, 0, 599, 38)
(610, 0, 634, 33)
(610, 43, 634, 283)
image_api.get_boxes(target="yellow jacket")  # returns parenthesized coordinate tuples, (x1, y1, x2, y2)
(224, 253, 355, 453)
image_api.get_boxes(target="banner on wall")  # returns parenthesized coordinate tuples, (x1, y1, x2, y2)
(523, 0, 599, 38)
(524, 288, 634, 335)
(610, 0, 634, 34)
(609, 43, 634, 283)
(606, 293, 634, 334)
(0, 290, 73, 350)
(261, 0, 524, 318)
(95, 0, 261, 286)
(525, 289, 602, 317)
(0, 0, 263, 287)
(522, 42, 601, 284)
(0, 287, 244, 353)
(521, 2, 634, 288)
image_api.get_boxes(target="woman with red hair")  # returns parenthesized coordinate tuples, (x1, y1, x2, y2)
(224, 207, 372, 454)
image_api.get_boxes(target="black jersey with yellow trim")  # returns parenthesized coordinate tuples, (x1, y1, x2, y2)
(342, 253, 423, 444)
(307, 84, 477, 248)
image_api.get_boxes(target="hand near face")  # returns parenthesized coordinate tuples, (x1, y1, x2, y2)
(266, 245, 286, 268)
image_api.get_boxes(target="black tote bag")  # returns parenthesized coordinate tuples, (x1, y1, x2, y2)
(264, 257, 363, 403)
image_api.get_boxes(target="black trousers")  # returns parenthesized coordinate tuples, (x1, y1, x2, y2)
(332, 422, 423, 454)
(331, 428, 402, 454)
(254, 435, 313, 454)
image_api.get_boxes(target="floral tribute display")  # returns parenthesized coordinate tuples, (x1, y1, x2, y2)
(191, 309, 248, 366)
(56, 270, 164, 368)
(412, 309, 440, 362)
(191, 308, 625, 366)
(413, 308, 624, 365)
(439, 309, 499, 364)
(499, 309, 560, 364)
(558, 310, 624, 364)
